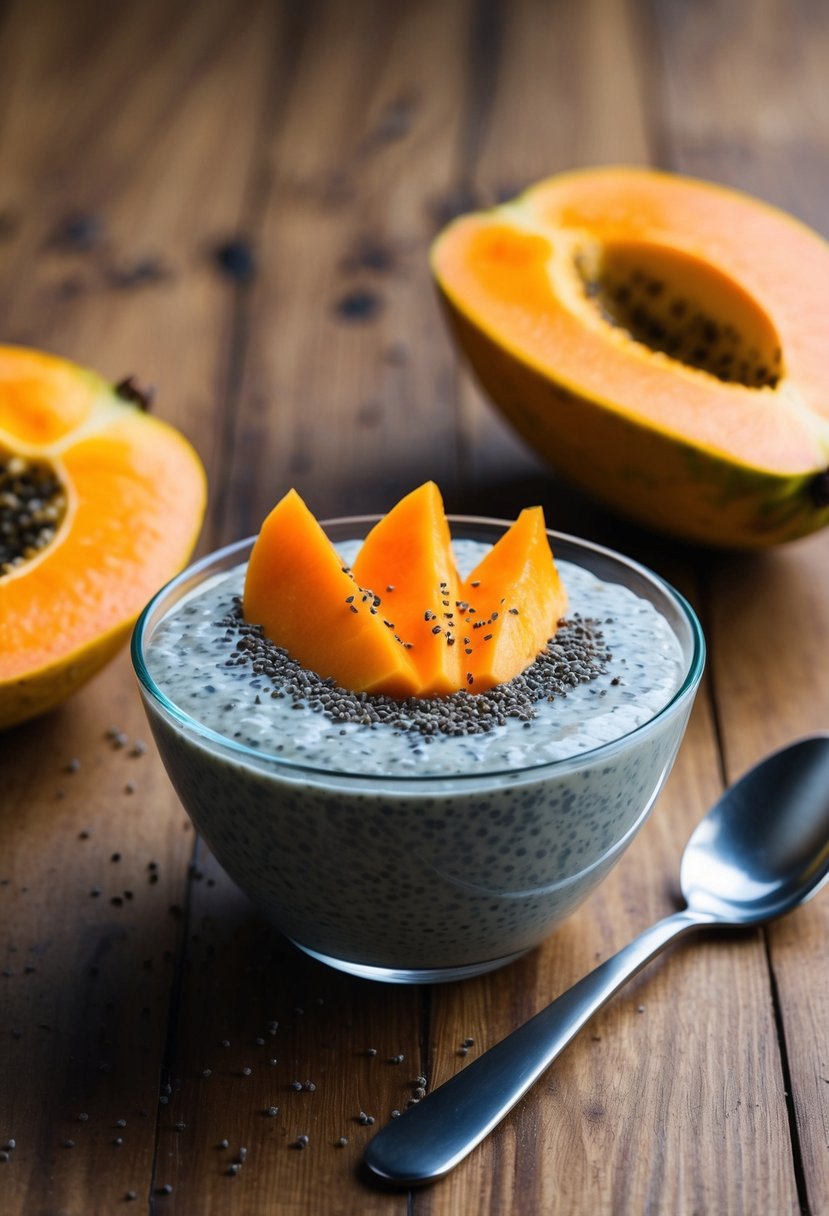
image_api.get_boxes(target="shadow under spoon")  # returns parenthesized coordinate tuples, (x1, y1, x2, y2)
(364, 734, 829, 1186)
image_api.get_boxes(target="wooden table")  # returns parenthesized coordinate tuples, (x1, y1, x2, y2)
(2, 1, 828, 1211)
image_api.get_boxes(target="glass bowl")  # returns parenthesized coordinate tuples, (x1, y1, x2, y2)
(132, 517, 705, 983)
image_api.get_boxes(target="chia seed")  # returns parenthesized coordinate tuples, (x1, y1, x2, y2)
(199, 600, 610, 744)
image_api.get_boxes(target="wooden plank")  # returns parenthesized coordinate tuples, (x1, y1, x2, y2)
(0, 655, 197, 1213)
(453, 0, 651, 501)
(648, 1, 829, 1210)
(221, 0, 473, 535)
(0, 1, 274, 1211)
(420, 0, 801, 1211)
(704, 536, 829, 1216)
(161, 1, 474, 1211)
(0, 0, 271, 525)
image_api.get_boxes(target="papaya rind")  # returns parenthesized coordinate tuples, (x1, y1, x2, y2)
(438, 299, 829, 548)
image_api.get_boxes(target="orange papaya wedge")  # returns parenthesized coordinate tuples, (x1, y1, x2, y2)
(460, 507, 567, 692)
(351, 482, 462, 697)
(243, 489, 421, 699)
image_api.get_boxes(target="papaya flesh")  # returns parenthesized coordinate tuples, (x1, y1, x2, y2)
(431, 166, 829, 548)
(243, 489, 422, 699)
(351, 482, 462, 696)
(460, 507, 568, 693)
(0, 346, 207, 729)
(243, 485, 566, 698)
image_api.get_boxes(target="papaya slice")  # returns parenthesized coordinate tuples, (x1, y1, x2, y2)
(243, 484, 567, 698)
(243, 489, 421, 699)
(459, 507, 567, 692)
(431, 166, 829, 547)
(0, 345, 206, 729)
(350, 482, 462, 696)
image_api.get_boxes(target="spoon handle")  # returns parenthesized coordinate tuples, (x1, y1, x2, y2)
(364, 909, 706, 1185)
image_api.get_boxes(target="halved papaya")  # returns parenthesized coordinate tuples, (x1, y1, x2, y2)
(460, 507, 568, 692)
(0, 346, 206, 728)
(431, 166, 829, 548)
(351, 482, 462, 696)
(244, 489, 421, 699)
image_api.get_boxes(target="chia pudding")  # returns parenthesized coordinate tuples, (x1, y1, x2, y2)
(133, 518, 704, 982)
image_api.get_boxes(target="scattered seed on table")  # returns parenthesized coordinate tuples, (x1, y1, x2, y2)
(295, 1134, 309, 1149)
(0, 1152, 8, 1162)
(63, 1139, 75, 1148)
(125, 1191, 137, 1202)
(290, 1080, 303, 1091)
(220, 1039, 231, 1048)
(202, 1069, 212, 1078)
(239, 1146, 247, 1161)
(66, 758, 80, 773)
(113, 1137, 123, 1146)
(414, 1087, 426, 1099)
(336, 1136, 348, 1147)
(78, 830, 91, 840)
(267, 1020, 279, 1034)
(267, 1106, 279, 1117)
(255, 1037, 265, 1046)
(458, 1046, 469, 1056)
(158, 1183, 173, 1195)
(124, 782, 136, 795)
(365, 1047, 377, 1057)
(111, 853, 121, 863)
(464, 1037, 475, 1046)
(130, 741, 147, 757)
(268, 1058, 278, 1067)
(218, 1139, 229, 1150)
(78, 1113, 89, 1122)
(302, 1081, 316, 1092)
(174, 1122, 186, 1132)
(389, 1054, 404, 1064)
(391, 1110, 401, 1119)
(414, 1075, 426, 1086)
(227, 1163, 241, 1175)
(241, 1067, 252, 1077)
(115, 1119, 126, 1128)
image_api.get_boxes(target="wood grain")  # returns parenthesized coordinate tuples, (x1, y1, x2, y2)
(1, 0, 827, 1212)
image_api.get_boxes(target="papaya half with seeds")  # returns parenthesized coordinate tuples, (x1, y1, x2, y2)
(431, 166, 829, 548)
(0, 345, 206, 728)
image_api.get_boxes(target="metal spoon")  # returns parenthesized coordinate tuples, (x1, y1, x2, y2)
(364, 735, 829, 1186)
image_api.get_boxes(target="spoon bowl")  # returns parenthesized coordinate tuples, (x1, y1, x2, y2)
(365, 735, 829, 1185)
(680, 735, 829, 923)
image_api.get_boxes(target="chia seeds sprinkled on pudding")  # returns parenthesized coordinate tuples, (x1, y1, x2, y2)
(218, 597, 611, 740)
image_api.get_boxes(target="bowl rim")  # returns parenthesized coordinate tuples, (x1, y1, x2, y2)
(131, 515, 706, 786)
